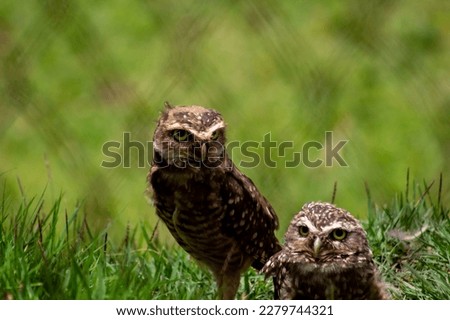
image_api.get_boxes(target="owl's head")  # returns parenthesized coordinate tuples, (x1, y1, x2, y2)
(285, 202, 372, 268)
(152, 103, 227, 168)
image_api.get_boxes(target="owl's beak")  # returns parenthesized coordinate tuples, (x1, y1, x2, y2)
(313, 237, 322, 257)
(201, 143, 207, 161)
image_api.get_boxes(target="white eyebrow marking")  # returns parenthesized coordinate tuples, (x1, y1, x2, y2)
(165, 123, 192, 131)
(296, 217, 319, 233)
(196, 123, 225, 140)
(321, 222, 345, 234)
(321, 221, 359, 234)
(165, 122, 225, 140)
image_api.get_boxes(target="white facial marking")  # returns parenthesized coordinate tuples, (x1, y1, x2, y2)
(296, 217, 319, 233)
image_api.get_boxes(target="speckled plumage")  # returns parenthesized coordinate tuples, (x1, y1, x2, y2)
(262, 202, 389, 300)
(147, 103, 281, 299)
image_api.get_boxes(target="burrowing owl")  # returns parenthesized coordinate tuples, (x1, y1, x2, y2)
(262, 202, 389, 299)
(147, 103, 281, 299)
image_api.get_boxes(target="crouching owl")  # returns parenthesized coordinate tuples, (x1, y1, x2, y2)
(262, 202, 389, 299)
(147, 103, 281, 299)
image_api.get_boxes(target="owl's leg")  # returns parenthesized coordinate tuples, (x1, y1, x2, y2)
(215, 256, 254, 299)
(213, 242, 239, 299)
(215, 271, 241, 300)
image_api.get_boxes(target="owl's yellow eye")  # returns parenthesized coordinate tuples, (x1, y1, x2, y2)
(331, 228, 347, 240)
(211, 130, 219, 140)
(298, 225, 309, 237)
(172, 130, 190, 142)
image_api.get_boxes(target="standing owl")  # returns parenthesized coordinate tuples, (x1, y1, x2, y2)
(262, 202, 389, 299)
(147, 103, 281, 299)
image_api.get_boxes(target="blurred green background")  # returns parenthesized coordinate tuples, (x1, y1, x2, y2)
(1, 0, 449, 242)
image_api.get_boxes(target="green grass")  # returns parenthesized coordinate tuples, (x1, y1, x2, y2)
(0, 180, 272, 299)
(0, 0, 449, 239)
(1, 176, 448, 300)
(364, 174, 449, 299)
